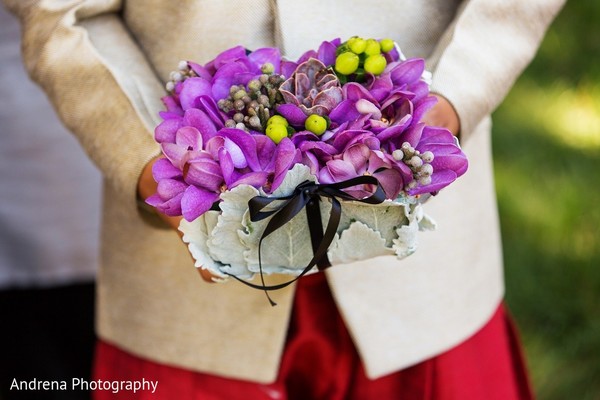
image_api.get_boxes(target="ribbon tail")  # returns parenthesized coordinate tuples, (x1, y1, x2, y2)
(305, 197, 331, 270)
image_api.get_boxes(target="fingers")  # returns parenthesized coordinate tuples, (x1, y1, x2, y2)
(422, 93, 461, 137)
(197, 268, 218, 282)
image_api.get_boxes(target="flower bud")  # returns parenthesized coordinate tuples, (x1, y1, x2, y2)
(392, 149, 404, 161)
(410, 156, 423, 168)
(421, 151, 434, 163)
(419, 176, 432, 185)
(247, 79, 262, 92)
(261, 63, 275, 74)
(178, 60, 189, 71)
(420, 164, 433, 176)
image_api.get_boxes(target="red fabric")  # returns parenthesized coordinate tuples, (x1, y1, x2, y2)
(93, 272, 533, 399)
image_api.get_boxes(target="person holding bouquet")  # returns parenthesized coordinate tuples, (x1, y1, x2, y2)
(3, 0, 564, 398)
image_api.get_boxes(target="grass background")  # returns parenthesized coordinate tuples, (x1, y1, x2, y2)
(492, 1, 600, 398)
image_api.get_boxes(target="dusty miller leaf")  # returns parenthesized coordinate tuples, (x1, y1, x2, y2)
(328, 221, 394, 264)
(206, 185, 258, 277)
(392, 218, 420, 259)
(339, 200, 409, 246)
(241, 209, 316, 275)
(179, 211, 228, 280)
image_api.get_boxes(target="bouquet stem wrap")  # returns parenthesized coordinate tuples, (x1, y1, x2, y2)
(230, 176, 386, 305)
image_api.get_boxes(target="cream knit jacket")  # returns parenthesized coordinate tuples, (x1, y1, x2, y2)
(5, 0, 564, 383)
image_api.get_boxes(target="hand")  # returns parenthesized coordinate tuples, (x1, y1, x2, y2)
(137, 156, 216, 282)
(422, 93, 461, 137)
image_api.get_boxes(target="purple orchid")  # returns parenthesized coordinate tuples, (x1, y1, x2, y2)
(145, 158, 187, 216)
(406, 126, 469, 195)
(319, 142, 407, 200)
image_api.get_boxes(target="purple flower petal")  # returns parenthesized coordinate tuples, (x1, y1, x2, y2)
(196, 96, 225, 129)
(211, 63, 247, 100)
(147, 192, 184, 217)
(254, 134, 277, 170)
(390, 59, 425, 86)
(384, 47, 401, 63)
(152, 158, 182, 181)
(281, 61, 299, 78)
(299, 140, 338, 161)
(185, 157, 224, 191)
(175, 126, 203, 150)
(161, 143, 189, 169)
(344, 82, 379, 104)
(218, 147, 235, 187)
(213, 46, 246, 68)
(179, 77, 212, 110)
(401, 123, 425, 148)
(248, 47, 281, 73)
(224, 137, 247, 169)
(342, 144, 370, 173)
(324, 159, 358, 181)
(187, 61, 213, 80)
(355, 99, 382, 119)
(377, 115, 412, 142)
(231, 171, 269, 188)
(418, 126, 457, 145)
(183, 108, 217, 142)
(329, 100, 362, 124)
(374, 168, 403, 199)
(161, 95, 183, 115)
(276, 104, 308, 126)
(302, 152, 320, 176)
(331, 130, 373, 152)
(155, 118, 182, 143)
(297, 50, 318, 64)
(369, 74, 394, 103)
(430, 152, 469, 177)
(156, 178, 187, 200)
(159, 111, 184, 120)
(271, 138, 298, 191)
(317, 40, 337, 67)
(413, 95, 438, 123)
(408, 170, 458, 195)
(218, 129, 260, 171)
(181, 185, 220, 221)
(409, 81, 430, 102)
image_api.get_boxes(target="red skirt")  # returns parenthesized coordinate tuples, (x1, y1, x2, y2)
(93, 272, 533, 400)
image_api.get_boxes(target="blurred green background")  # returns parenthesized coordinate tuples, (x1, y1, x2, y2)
(492, 1, 600, 399)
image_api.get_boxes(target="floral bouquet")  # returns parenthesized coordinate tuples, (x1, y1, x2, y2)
(147, 37, 468, 291)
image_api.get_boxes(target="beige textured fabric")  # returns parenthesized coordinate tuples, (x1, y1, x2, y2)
(4, 0, 564, 382)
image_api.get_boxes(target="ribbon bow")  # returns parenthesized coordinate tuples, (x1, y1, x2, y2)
(225, 175, 386, 305)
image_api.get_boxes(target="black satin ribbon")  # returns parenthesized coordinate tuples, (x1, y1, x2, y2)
(225, 176, 386, 305)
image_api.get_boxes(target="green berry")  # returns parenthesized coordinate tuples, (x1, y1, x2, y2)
(348, 37, 367, 54)
(261, 63, 275, 74)
(266, 124, 288, 143)
(364, 54, 387, 75)
(364, 39, 381, 56)
(335, 52, 360, 75)
(380, 38, 395, 53)
(304, 114, 328, 136)
(267, 115, 288, 127)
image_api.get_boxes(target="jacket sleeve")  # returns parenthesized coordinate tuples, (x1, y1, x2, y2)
(3, 0, 165, 206)
(428, 0, 566, 141)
